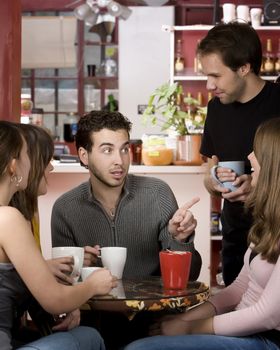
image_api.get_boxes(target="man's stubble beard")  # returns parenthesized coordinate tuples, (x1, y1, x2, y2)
(88, 163, 126, 189)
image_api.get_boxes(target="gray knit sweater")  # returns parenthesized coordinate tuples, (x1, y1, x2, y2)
(51, 174, 201, 280)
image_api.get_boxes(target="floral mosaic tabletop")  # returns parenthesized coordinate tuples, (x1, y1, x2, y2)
(87, 276, 209, 319)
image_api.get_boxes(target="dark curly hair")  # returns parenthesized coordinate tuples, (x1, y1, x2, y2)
(75, 111, 132, 154)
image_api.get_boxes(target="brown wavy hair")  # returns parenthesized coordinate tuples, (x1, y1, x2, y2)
(10, 125, 54, 221)
(0, 121, 23, 178)
(246, 117, 280, 263)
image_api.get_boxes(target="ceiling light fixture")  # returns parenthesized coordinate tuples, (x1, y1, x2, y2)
(74, 0, 132, 27)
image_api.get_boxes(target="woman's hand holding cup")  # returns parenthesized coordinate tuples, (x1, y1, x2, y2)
(86, 267, 117, 296)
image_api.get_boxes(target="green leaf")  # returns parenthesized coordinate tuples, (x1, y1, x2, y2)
(142, 81, 205, 135)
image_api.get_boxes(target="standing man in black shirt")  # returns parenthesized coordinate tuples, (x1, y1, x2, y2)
(197, 22, 280, 285)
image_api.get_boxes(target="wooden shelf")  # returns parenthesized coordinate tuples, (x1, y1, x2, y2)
(40, 111, 79, 115)
(21, 76, 77, 80)
(22, 76, 119, 81)
(211, 235, 222, 241)
(173, 74, 278, 82)
(164, 24, 280, 32)
(84, 40, 118, 46)
(85, 76, 118, 82)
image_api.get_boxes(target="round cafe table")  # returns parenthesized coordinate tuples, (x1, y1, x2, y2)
(85, 276, 209, 319)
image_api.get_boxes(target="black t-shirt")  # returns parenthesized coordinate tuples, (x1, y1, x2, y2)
(201, 81, 280, 244)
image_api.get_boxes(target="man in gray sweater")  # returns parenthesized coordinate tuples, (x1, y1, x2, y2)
(51, 111, 201, 280)
(51, 111, 202, 349)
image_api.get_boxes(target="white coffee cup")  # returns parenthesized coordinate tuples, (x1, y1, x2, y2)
(250, 8, 262, 28)
(81, 266, 101, 281)
(210, 161, 245, 192)
(222, 3, 236, 23)
(101, 247, 127, 279)
(236, 5, 250, 23)
(52, 246, 84, 282)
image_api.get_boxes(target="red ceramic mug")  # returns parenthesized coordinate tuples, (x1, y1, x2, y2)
(159, 251, 192, 290)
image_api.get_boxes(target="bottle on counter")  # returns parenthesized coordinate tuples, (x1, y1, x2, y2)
(262, 38, 275, 75)
(100, 46, 117, 77)
(184, 91, 194, 132)
(174, 38, 185, 73)
(194, 40, 203, 75)
(191, 92, 205, 134)
(63, 112, 78, 143)
(185, 91, 193, 117)
(275, 38, 280, 75)
(197, 91, 203, 106)
(129, 139, 142, 165)
(193, 92, 203, 130)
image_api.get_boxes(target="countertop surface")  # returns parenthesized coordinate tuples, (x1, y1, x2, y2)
(51, 161, 207, 174)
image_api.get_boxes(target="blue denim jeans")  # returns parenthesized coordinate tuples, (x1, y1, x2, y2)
(124, 334, 280, 350)
(18, 326, 105, 350)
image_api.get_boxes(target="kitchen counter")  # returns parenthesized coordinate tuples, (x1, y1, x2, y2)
(52, 161, 207, 174)
(39, 162, 210, 284)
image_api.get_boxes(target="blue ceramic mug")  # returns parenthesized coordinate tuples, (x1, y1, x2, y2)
(211, 161, 245, 192)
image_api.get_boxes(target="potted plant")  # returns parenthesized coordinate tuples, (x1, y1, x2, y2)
(142, 82, 206, 165)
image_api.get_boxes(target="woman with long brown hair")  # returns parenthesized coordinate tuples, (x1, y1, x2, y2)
(125, 117, 280, 350)
(0, 121, 116, 349)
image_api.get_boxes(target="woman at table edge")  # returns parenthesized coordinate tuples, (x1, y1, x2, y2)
(124, 117, 280, 350)
(0, 121, 116, 349)
(10, 123, 82, 333)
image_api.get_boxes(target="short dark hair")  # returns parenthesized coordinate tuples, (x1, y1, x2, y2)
(197, 22, 262, 75)
(75, 111, 132, 153)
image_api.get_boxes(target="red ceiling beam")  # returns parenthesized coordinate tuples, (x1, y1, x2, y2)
(21, 0, 176, 12)
(0, 0, 21, 121)
(21, 0, 84, 12)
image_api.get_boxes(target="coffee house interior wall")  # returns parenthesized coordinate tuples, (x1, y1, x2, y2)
(119, 6, 174, 138)
(118, 0, 264, 138)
